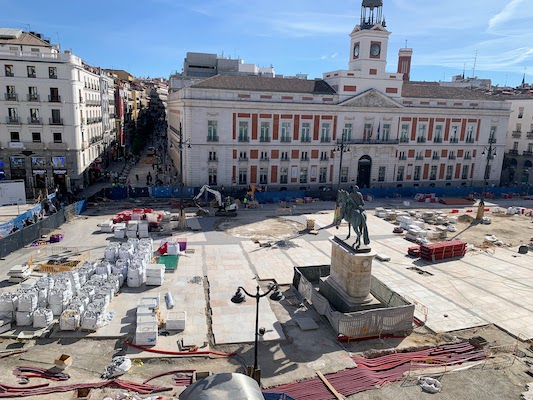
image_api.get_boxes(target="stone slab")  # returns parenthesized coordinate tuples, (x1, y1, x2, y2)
(319, 277, 382, 313)
(294, 317, 319, 331)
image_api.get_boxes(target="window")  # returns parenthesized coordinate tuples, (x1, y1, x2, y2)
(207, 120, 218, 141)
(464, 150, 471, 159)
(280, 151, 289, 160)
(446, 165, 453, 180)
(416, 151, 423, 160)
(10, 131, 20, 142)
(320, 151, 328, 160)
(301, 122, 311, 142)
(489, 126, 497, 143)
(462, 165, 469, 180)
(397, 166, 404, 181)
(260, 151, 269, 160)
(513, 141, 518, 150)
(238, 168, 247, 185)
(32, 132, 41, 143)
(281, 122, 291, 142)
(208, 151, 217, 161)
(300, 167, 308, 183)
(238, 121, 249, 141)
(434, 125, 443, 142)
(450, 125, 458, 142)
(321, 123, 331, 142)
(5, 64, 14, 77)
(260, 122, 270, 142)
(27, 65, 36, 78)
(414, 166, 421, 180)
(378, 166, 386, 182)
(430, 165, 437, 180)
(30, 108, 40, 124)
(319, 167, 327, 183)
(519, 107, 524, 118)
(515, 124, 522, 133)
(343, 123, 352, 141)
(400, 124, 409, 142)
(449, 150, 456, 160)
(364, 123, 372, 140)
(382, 123, 390, 140)
(28, 86, 38, 101)
(465, 125, 475, 142)
(31, 47, 40, 53)
(417, 124, 427, 142)
(49, 87, 60, 102)
(208, 167, 217, 186)
(8, 108, 18, 123)
(399, 151, 406, 160)
(340, 166, 348, 183)
(239, 151, 247, 160)
(49, 67, 57, 79)
(10, 156, 25, 169)
(280, 167, 288, 184)
(528, 143, 533, 153)
(51, 109, 62, 124)
(53, 132, 62, 143)
(301, 151, 309, 160)
(259, 167, 268, 184)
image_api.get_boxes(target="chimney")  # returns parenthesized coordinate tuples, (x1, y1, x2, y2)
(397, 48, 413, 81)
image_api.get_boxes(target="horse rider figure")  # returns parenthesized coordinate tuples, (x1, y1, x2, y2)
(335, 186, 370, 249)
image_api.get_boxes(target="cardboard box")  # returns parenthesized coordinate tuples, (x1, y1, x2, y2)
(54, 354, 73, 369)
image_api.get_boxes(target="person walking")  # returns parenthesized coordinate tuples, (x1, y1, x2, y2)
(243, 197, 248, 209)
(136, 174, 139, 182)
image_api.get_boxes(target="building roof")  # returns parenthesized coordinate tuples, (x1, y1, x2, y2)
(0, 30, 52, 47)
(191, 74, 337, 95)
(402, 81, 500, 101)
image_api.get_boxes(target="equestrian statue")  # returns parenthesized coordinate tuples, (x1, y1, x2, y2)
(334, 186, 370, 250)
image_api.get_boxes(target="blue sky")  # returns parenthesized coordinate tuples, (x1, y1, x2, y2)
(2, 0, 532, 87)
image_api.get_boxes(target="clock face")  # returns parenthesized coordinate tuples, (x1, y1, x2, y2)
(353, 44, 360, 58)
(370, 43, 381, 57)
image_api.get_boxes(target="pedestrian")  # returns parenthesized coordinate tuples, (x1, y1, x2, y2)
(243, 197, 248, 209)
(136, 174, 139, 181)
(152, 163, 155, 170)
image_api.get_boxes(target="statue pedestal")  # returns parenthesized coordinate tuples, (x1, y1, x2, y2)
(319, 236, 381, 312)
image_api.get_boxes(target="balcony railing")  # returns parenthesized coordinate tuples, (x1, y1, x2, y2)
(5, 71, 14, 77)
(48, 95, 61, 102)
(27, 73, 36, 78)
(448, 155, 456, 160)
(464, 155, 472, 160)
(489, 138, 497, 144)
(399, 155, 407, 160)
(449, 137, 458, 143)
(259, 136, 271, 142)
(49, 74, 57, 79)
(207, 135, 219, 142)
(512, 131, 522, 138)
(527, 131, 533, 138)
(5, 93, 18, 101)
(280, 157, 290, 161)
(320, 156, 329, 161)
(238, 157, 248, 161)
(6, 116, 20, 124)
(301, 136, 311, 142)
(523, 151, 533, 157)
(432, 155, 440, 160)
(260, 157, 270, 161)
(508, 149, 519, 155)
(280, 136, 291, 142)
(340, 138, 400, 145)
(27, 94, 40, 102)
(416, 155, 424, 160)
(465, 137, 475, 143)
(320, 137, 331, 143)
(28, 117, 42, 125)
(208, 157, 218, 162)
(300, 156, 309, 161)
(417, 137, 426, 143)
(49, 118, 63, 125)
(238, 136, 250, 142)
(399, 137, 409, 143)
(433, 137, 442, 143)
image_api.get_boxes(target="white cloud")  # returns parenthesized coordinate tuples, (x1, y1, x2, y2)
(488, 0, 525, 29)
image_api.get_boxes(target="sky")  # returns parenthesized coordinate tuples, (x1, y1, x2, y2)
(1, 0, 532, 87)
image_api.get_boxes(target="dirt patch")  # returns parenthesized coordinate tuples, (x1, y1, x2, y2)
(215, 217, 305, 240)
(458, 214, 474, 223)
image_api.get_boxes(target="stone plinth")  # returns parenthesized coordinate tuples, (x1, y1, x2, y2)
(319, 236, 380, 312)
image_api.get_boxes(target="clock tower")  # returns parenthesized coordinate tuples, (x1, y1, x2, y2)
(348, 0, 390, 75)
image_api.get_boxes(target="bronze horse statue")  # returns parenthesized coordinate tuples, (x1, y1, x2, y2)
(334, 189, 370, 249)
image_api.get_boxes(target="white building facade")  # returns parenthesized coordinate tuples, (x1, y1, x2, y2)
(167, 1, 511, 191)
(0, 28, 115, 196)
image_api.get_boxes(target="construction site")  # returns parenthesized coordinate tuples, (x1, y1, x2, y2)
(0, 194, 533, 399)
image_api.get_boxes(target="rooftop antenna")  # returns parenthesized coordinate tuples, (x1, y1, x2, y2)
(522, 67, 527, 86)
(404, 39, 408, 48)
(462, 63, 466, 79)
(472, 50, 478, 78)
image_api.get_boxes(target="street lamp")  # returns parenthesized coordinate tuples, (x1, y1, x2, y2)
(476, 142, 497, 220)
(230, 282, 284, 385)
(172, 122, 191, 230)
(333, 130, 351, 193)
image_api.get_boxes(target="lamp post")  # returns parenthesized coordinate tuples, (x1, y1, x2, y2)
(175, 122, 191, 230)
(476, 141, 497, 220)
(334, 130, 351, 193)
(230, 282, 284, 385)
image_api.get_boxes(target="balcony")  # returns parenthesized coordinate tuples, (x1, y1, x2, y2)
(207, 135, 219, 142)
(399, 155, 407, 160)
(300, 157, 310, 161)
(449, 137, 458, 143)
(259, 136, 271, 142)
(27, 73, 36, 78)
(238, 157, 248, 161)
(301, 136, 311, 142)
(464, 155, 472, 160)
(417, 137, 426, 143)
(448, 155, 456, 160)
(527, 131, 533, 138)
(4, 93, 18, 101)
(342, 138, 400, 145)
(508, 149, 519, 155)
(432, 155, 440, 160)
(433, 137, 442, 143)
(260, 157, 270, 161)
(524, 151, 533, 157)
(6, 116, 20, 124)
(48, 95, 61, 102)
(512, 131, 522, 138)
(320, 156, 329, 161)
(49, 118, 63, 125)
(27, 94, 40, 102)
(280, 157, 290, 162)
(49, 74, 57, 79)
(5, 71, 14, 77)
(399, 137, 409, 143)
(320, 137, 331, 143)
(489, 138, 497, 144)
(208, 157, 218, 162)
(280, 136, 291, 142)
(465, 137, 475, 143)
(416, 155, 424, 160)
(238, 136, 250, 142)
(28, 117, 42, 125)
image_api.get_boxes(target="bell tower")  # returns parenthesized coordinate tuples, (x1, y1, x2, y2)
(349, 0, 390, 75)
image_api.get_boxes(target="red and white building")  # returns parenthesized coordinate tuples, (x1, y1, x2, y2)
(167, 1, 511, 190)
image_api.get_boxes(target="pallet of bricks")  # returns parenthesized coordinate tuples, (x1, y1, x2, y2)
(420, 240, 466, 262)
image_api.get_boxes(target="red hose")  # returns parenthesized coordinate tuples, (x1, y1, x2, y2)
(143, 369, 195, 384)
(124, 340, 236, 357)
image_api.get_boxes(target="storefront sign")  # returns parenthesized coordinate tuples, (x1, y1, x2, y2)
(9, 142, 24, 149)
(53, 170, 67, 174)
(33, 170, 46, 174)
